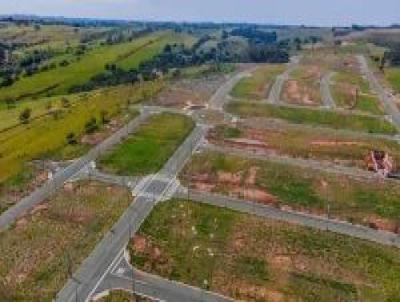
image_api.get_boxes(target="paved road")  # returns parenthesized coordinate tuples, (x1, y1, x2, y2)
(209, 67, 257, 110)
(205, 144, 396, 182)
(56, 126, 207, 302)
(0, 111, 150, 231)
(175, 190, 400, 248)
(357, 55, 400, 129)
(268, 56, 300, 103)
(91, 251, 232, 302)
(320, 72, 337, 108)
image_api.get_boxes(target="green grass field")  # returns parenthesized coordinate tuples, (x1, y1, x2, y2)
(130, 199, 400, 301)
(183, 151, 400, 230)
(99, 113, 194, 176)
(0, 181, 131, 302)
(0, 31, 185, 101)
(231, 64, 285, 100)
(0, 81, 163, 184)
(386, 68, 400, 94)
(227, 101, 397, 134)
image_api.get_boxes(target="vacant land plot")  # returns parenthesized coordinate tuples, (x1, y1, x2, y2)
(282, 64, 322, 106)
(99, 113, 194, 176)
(130, 199, 400, 301)
(181, 151, 400, 232)
(0, 31, 180, 101)
(330, 56, 383, 114)
(387, 67, 400, 94)
(0, 81, 162, 184)
(0, 181, 131, 302)
(227, 101, 397, 134)
(154, 73, 226, 109)
(230, 64, 285, 100)
(208, 124, 400, 169)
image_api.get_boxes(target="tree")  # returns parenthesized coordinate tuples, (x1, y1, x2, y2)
(19, 108, 32, 124)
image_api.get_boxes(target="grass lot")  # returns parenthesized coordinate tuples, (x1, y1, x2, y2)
(99, 113, 194, 176)
(211, 124, 400, 167)
(0, 81, 162, 183)
(227, 101, 397, 134)
(0, 31, 182, 101)
(386, 68, 400, 94)
(130, 199, 400, 301)
(0, 181, 131, 302)
(282, 64, 322, 106)
(99, 291, 152, 302)
(230, 64, 285, 100)
(182, 151, 400, 231)
(331, 71, 383, 115)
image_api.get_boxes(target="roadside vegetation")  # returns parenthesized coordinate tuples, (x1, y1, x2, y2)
(0, 181, 131, 302)
(99, 291, 151, 302)
(99, 113, 194, 176)
(227, 101, 397, 134)
(129, 199, 400, 301)
(181, 151, 400, 232)
(230, 64, 285, 100)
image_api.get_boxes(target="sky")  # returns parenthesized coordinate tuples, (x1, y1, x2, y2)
(1, 0, 399, 27)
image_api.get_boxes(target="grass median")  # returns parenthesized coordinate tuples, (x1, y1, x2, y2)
(0, 181, 131, 302)
(227, 101, 397, 134)
(231, 64, 285, 100)
(129, 199, 400, 301)
(98, 113, 194, 176)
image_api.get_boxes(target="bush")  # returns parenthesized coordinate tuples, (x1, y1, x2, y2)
(66, 132, 78, 145)
(85, 117, 98, 134)
(19, 108, 32, 124)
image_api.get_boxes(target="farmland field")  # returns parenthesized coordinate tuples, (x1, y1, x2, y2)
(99, 113, 194, 176)
(181, 151, 400, 232)
(230, 64, 285, 100)
(0, 81, 162, 186)
(0, 181, 131, 302)
(0, 31, 185, 101)
(227, 101, 397, 134)
(130, 199, 400, 301)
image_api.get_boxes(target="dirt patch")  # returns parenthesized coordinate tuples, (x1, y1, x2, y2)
(283, 80, 319, 106)
(154, 75, 226, 109)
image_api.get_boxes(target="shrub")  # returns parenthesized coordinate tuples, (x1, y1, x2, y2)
(85, 117, 98, 134)
(19, 108, 32, 124)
